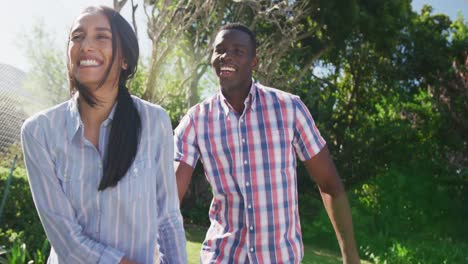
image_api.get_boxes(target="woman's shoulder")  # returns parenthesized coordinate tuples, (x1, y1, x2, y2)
(22, 101, 70, 133)
(132, 96, 169, 118)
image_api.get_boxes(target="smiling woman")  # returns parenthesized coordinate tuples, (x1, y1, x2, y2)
(20, 5, 186, 264)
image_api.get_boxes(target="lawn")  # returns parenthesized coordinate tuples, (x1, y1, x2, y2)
(185, 225, 350, 264)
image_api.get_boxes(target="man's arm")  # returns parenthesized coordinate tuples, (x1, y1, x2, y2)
(303, 145, 360, 264)
(175, 161, 195, 201)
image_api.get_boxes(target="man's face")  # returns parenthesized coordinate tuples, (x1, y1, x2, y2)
(211, 29, 258, 92)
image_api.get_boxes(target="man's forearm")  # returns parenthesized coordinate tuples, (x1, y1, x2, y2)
(175, 161, 194, 202)
(320, 190, 360, 264)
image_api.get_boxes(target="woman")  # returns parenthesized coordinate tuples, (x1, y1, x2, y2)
(21, 6, 186, 264)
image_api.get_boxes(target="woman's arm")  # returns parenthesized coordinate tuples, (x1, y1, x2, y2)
(154, 112, 187, 263)
(21, 123, 125, 264)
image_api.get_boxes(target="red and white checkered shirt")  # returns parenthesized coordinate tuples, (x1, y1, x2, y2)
(175, 82, 326, 263)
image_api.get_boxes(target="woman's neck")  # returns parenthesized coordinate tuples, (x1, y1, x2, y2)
(78, 86, 118, 127)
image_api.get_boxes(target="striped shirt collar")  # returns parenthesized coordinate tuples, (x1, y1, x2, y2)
(218, 80, 257, 116)
(66, 92, 117, 142)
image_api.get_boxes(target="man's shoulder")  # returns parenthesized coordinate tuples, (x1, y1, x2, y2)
(255, 83, 300, 103)
(185, 93, 219, 117)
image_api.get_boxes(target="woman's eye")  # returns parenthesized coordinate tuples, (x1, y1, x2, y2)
(97, 34, 111, 40)
(70, 35, 82, 41)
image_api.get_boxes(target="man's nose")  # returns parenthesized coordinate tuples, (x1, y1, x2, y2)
(220, 50, 233, 61)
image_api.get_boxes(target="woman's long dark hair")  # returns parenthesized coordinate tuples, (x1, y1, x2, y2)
(67, 6, 141, 191)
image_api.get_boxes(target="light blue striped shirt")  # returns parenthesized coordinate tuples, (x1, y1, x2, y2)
(21, 95, 187, 264)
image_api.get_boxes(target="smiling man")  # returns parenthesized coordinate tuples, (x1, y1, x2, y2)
(174, 23, 360, 264)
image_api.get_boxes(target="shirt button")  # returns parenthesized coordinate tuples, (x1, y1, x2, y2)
(240, 119, 244, 123)
(244, 160, 248, 165)
(249, 226, 254, 231)
(133, 167, 138, 173)
(250, 247, 254, 252)
(248, 204, 252, 209)
(246, 181, 250, 186)
(242, 138, 246, 143)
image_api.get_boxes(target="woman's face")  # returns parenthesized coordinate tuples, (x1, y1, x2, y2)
(68, 11, 120, 91)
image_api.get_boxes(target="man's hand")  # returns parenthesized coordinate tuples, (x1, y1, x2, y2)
(119, 257, 139, 264)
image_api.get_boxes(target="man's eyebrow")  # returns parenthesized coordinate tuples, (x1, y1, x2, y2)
(233, 43, 248, 48)
(214, 43, 248, 48)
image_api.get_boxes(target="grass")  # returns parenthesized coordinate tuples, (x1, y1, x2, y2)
(185, 225, 357, 264)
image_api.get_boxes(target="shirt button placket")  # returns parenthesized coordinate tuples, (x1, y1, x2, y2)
(240, 115, 255, 256)
(96, 158, 103, 237)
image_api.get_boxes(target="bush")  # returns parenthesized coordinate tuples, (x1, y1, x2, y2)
(353, 164, 467, 263)
(0, 230, 48, 264)
(0, 163, 48, 259)
(180, 162, 211, 227)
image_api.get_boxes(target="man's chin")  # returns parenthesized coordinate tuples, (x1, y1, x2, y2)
(219, 79, 238, 90)
(219, 77, 231, 85)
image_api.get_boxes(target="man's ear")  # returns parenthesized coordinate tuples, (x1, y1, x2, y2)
(252, 56, 259, 69)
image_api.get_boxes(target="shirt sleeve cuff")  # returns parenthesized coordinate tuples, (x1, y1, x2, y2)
(98, 246, 125, 264)
(175, 154, 197, 169)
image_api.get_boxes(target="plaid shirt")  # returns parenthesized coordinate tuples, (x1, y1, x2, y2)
(175, 82, 326, 263)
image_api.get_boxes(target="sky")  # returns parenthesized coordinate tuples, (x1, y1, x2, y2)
(0, 0, 467, 73)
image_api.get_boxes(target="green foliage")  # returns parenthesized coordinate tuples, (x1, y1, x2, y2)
(21, 20, 68, 109)
(180, 163, 211, 227)
(353, 166, 468, 263)
(0, 144, 24, 169)
(128, 60, 148, 98)
(304, 163, 468, 263)
(0, 230, 48, 264)
(0, 165, 48, 257)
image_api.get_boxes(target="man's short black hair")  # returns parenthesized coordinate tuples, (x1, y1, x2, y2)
(219, 23, 256, 55)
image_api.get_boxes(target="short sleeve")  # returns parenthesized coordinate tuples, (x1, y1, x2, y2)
(174, 113, 200, 168)
(292, 96, 326, 161)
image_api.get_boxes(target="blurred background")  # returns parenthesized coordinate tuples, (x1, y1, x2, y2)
(0, 0, 467, 263)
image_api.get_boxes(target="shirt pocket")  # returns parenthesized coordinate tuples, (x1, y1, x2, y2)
(264, 128, 294, 168)
(265, 128, 290, 147)
(116, 158, 154, 202)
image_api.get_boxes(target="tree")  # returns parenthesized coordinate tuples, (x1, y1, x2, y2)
(139, 0, 377, 109)
(21, 21, 68, 107)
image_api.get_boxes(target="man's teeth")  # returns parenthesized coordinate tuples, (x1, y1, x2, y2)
(221, 66, 235, 72)
(80, 59, 99, 66)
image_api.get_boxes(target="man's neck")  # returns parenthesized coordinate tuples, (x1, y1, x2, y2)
(221, 82, 252, 114)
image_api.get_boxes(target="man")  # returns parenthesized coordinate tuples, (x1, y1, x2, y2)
(174, 23, 360, 263)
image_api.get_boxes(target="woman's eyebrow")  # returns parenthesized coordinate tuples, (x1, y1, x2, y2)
(95, 27, 112, 32)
